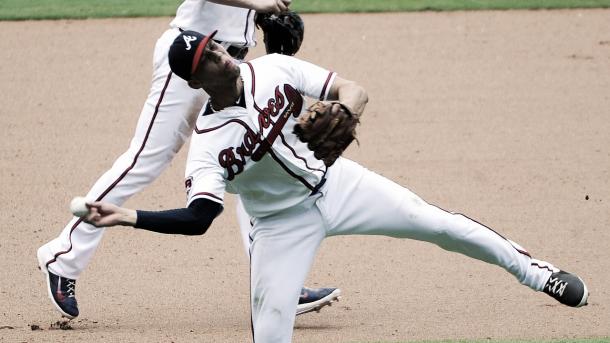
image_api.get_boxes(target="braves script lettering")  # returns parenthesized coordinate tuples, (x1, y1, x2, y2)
(218, 84, 303, 180)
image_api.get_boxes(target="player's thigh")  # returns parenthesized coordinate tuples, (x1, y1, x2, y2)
(249, 204, 325, 342)
(135, 28, 207, 156)
(135, 73, 206, 150)
(322, 159, 451, 240)
(250, 200, 325, 311)
(235, 196, 253, 256)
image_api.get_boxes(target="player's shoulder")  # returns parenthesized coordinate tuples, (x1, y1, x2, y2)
(247, 53, 300, 68)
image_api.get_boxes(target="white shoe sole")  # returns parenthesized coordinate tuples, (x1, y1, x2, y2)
(296, 288, 341, 316)
(37, 247, 77, 319)
(575, 276, 589, 308)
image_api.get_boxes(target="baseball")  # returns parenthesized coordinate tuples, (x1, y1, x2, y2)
(69, 196, 90, 217)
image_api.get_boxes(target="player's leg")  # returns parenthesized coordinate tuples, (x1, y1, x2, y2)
(235, 196, 253, 255)
(37, 28, 207, 318)
(235, 196, 341, 318)
(249, 198, 325, 342)
(319, 158, 588, 307)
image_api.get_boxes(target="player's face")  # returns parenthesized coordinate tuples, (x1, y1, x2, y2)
(190, 41, 240, 88)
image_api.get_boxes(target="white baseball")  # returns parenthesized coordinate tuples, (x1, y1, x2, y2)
(70, 196, 89, 217)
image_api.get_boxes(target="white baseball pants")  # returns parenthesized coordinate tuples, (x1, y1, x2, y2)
(249, 158, 555, 343)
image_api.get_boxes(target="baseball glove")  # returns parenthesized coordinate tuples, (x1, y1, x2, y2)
(293, 101, 360, 167)
(255, 11, 304, 56)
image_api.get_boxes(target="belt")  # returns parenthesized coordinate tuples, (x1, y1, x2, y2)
(213, 39, 249, 60)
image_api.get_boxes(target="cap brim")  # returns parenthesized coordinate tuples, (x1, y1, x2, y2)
(190, 30, 218, 77)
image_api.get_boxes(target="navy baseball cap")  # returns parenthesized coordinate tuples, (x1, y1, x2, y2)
(168, 30, 218, 81)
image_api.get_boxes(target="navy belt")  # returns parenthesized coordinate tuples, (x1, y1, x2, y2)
(214, 39, 249, 60)
(177, 28, 248, 60)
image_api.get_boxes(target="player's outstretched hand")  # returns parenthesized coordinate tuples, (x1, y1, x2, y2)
(84, 202, 137, 228)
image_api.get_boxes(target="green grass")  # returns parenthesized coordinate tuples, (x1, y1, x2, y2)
(296, 0, 610, 12)
(0, 0, 182, 20)
(1, 0, 610, 20)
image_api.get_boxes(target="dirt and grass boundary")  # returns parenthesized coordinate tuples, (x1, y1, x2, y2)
(2, 0, 610, 20)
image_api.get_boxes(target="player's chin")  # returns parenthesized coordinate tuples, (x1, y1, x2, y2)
(227, 64, 240, 77)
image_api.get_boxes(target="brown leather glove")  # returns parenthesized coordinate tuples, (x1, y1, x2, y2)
(293, 101, 360, 167)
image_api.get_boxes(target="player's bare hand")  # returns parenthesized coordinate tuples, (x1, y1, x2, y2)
(211, 0, 290, 14)
(84, 202, 137, 228)
(252, 0, 291, 14)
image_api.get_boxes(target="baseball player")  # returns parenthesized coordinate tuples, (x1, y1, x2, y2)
(36, 0, 340, 320)
(82, 30, 589, 343)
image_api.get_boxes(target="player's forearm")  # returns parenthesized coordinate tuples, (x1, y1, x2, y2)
(135, 209, 209, 235)
(135, 198, 223, 235)
(86, 198, 221, 234)
(208, 0, 252, 8)
(209, 0, 289, 13)
(336, 81, 368, 117)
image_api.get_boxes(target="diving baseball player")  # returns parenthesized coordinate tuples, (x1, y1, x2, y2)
(83, 30, 589, 343)
(36, 0, 339, 320)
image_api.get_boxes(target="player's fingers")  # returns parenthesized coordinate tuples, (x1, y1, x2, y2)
(330, 103, 342, 116)
(83, 210, 99, 226)
(269, 5, 282, 14)
(85, 203, 111, 225)
(89, 201, 103, 209)
(92, 201, 117, 215)
(259, 0, 281, 14)
(277, 0, 289, 13)
(331, 102, 341, 111)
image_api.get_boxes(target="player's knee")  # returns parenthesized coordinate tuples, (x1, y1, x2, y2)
(435, 213, 482, 248)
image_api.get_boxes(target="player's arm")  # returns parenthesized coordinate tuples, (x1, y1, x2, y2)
(326, 76, 368, 117)
(283, 55, 368, 115)
(209, 0, 290, 13)
(83, 198, 222, 236)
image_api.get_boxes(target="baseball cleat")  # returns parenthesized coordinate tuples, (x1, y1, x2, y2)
(296, 287, 341, 316)
(543, 270, 589, 307)
(37, 249, 79, 319)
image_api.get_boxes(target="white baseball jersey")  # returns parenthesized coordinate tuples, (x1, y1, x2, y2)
(185, 54, 336, 218)
(170, 0, 256, 47)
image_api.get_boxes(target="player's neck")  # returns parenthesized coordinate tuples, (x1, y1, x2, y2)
(207, 76, 243, 111)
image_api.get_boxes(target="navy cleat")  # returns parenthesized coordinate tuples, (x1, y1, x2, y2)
(543, 270, 589, 307)
(37, 250, 79, 319)
(296, 287, 341, 316)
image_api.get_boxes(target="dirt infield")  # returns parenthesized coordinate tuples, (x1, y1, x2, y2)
(1, 10, 609, 343)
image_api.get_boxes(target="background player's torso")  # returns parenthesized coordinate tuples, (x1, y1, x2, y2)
(170, 0, 256, 47)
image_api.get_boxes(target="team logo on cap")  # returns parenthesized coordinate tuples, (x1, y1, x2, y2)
(183, 35, 197, 50)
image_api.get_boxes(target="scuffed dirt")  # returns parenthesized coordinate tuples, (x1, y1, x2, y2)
(1, 9, 609, 342)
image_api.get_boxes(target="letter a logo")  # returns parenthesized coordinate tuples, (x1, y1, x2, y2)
(183, 35, 197, 51)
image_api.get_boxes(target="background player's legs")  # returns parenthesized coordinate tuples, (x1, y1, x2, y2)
(250, 197, 325, 342)
(38, 28, 206, 279)
(320, 158, 553, 291)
